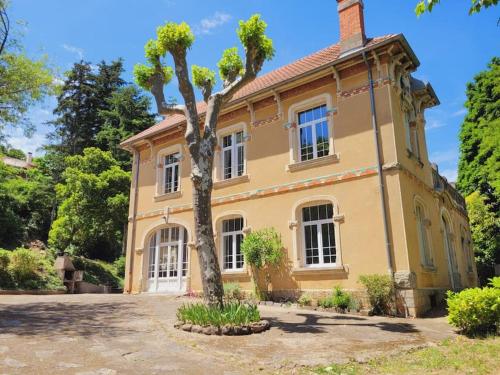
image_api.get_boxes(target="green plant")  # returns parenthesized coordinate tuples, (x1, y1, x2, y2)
(298, 293, 312, 306)
(0, 248, 14, 289)
(8, 248, 40, 283)
(0, 248, 10, 270)
(223, 282, 244, 302)
(240, 228, 283, 300)
(489, 276, 500, 289)
(176, 302, 260, 327)
(332, 286, 352, 311)
(72, 256, 123, 288)
(359, 274, 394, 315)
(113, 256, 126, 279)
(447, 287, 500, 336)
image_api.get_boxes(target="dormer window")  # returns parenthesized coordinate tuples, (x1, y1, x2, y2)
(298, 104, 329, 161)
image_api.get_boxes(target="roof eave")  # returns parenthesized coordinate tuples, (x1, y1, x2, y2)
(120, 34, 419, 148)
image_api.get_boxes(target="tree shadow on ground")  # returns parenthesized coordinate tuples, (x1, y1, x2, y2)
(0, 300, 144, 338)
(264, 312, 420, 334)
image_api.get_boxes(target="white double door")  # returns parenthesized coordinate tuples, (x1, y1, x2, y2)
(147, 226, 187, 293)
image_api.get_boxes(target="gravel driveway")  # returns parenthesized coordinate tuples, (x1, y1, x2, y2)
(0, 294, 455, 374)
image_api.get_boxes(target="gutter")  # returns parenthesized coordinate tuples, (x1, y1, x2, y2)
(125, 147, 141, 293)
(121, 34, 418, 149)
(362, 51, 394, 277)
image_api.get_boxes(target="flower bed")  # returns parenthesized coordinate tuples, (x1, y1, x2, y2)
(175, 302, 270, 336)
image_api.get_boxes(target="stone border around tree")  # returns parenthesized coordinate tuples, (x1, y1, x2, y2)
(174, 319, 270, 336)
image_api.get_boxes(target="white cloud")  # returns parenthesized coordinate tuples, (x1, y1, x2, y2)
(429, 149, 458, 164)
(195, 12, 231, 35)
(426, 119, 446, 130)
(440, 168, 458, 183)
(6, 127, 49, 156)
(61, 43, 84, 60)
(451, 108, 467, 117)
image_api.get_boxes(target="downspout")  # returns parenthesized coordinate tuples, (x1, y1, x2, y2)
(362, 51, 394, 277)
(126, 147, 141, 293)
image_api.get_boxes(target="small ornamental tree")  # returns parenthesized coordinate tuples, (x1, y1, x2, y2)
(240, 228, 283, 300)
(134, 16, 274, 307)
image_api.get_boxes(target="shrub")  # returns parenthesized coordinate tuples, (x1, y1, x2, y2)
(331, 287, 352, 311)
(0, 249, 14, 289)
(298, 293, 312, 306)
(113, 256, 126, 279)
(176, 302, 260, 327)
(359, 274, 394, 315)
(8, 248, 40, 284)
(223, 282, 244, 302)
(240, 228, 283, 300)
(72, 256, 123, 288)
(447, 287, 500, 336)
(318, 287, 353, 311)
(489, 276, 500, 289)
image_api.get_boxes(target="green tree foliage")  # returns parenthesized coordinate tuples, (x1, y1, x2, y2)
(48, 148, 130, 261)
(457, 58, 500, 204)
(466, 192, 500, 284)
(0, 1, 54, 136)
(0, 158, 55, 248)
(96, 85, 155, 169)
(49, 60, 125, 155)
(241, 228, 283, 299)
(457, 58, 500, 284)
(415, 0, 498, 15)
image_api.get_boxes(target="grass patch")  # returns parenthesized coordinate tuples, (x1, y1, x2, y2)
(309, 336, 499, 374)
(177, 302, 260, 327)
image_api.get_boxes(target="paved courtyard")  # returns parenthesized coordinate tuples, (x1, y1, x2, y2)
(0, 294, 455, 374)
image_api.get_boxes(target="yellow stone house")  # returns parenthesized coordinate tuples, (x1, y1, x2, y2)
(121, 0, 477, 316)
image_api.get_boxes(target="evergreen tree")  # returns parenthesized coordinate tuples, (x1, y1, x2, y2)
(96, 85, 156, 169)
(49, 60, 124, 155)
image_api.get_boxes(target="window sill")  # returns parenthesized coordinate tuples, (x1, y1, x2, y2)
(287, 153, 339, 172)
(221, 269, 250, 278)
(213, 174, 250, 189)
(292, 265, 345, 276)
(154, 190, 182, 202)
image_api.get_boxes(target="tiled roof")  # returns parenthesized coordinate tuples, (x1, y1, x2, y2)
(122, 34, 397, 146)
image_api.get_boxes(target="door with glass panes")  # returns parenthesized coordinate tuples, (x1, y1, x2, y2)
(147, 226, 188, 293)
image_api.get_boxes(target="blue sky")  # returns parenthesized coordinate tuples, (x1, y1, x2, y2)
(6, 0, 500, 181)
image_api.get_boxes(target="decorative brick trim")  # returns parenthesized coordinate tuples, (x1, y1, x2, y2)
(135, 166, 378, 220)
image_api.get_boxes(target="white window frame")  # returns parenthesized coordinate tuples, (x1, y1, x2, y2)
(414, 198, 433, 268)
(287, 93, 334, 165)
(220, 217, 245, 271)
(156, 144, 183, 198)
(301, 203, 337, 268)
(221, 131, 245, 180)
(297, 105, 330, 161)
(215, 122, 247, 181)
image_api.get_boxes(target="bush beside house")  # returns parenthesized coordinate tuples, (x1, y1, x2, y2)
(0, 248, 63, 290)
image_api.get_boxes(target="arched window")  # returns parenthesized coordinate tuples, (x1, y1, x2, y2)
(220, 217, 244, 271)
(441, 212, 460, 290)
(147, 226, 188, 293)
(415, 201, 433, 267)
(301, 203, 336, 266)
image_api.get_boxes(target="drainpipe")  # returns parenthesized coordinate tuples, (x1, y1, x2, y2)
(126, 147, 141, 293)
(362, 51, 394, 277)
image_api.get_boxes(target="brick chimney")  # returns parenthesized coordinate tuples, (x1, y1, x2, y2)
(337, 0, 367, 54)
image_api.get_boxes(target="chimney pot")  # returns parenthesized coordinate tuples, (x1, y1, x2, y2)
(26, 152, 33, 164)
(337, 0, 367, 54)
